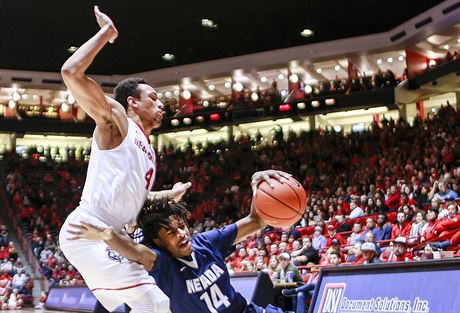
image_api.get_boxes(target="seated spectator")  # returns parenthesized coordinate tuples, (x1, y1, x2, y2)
(380, 237, 413, 262)
(328, 251, 341, 267)
(335, 214, 351, 233)
(0, 247, 9, 260)
(267, 255, 279, 280)
(0, 226, 8, 245)
(346, 242, 365, 264)
(347, 223, 364, 247)
(291, 237, 319, 266)
(348, 200, 364, 219)
(430, 181, 458, 201)
(363, 231, 382, 256)
(409, 211, 427, 244)
(361, 242, 382, 264)
(274, 253, 304, 284)
(392, 212, 411, 239)
(312, 226, 326, 251)
(326, 225, 345, 248)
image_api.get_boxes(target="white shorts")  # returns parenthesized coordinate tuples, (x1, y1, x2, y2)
(59, 209, 170, 312)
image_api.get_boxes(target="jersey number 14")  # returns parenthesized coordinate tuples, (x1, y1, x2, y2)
(199, 284, 231, 313)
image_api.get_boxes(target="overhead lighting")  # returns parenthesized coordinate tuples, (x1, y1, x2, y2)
(173, 89, 180, 97)
(325, 98, 336, 105)
(316, 68, 322, 74)
(171, 119, 180, 126)
(182, 90, 192, 100)
(304, 85, 313, 94)
(398, 55, 405, 61)
(443, 44, 449, 50)
(311, 100, 320, 108)
(334, 65, 341, 71)
(157, 92, 163, 99)
(377, 59, 383, 65)
(224, 81, 231, 89)
(277, 73, 285, 80)
(280, 90, 287, 97)
(297, 102, 306, 110)
(208, 84, 215, 91)
(260, 76, 268, 83)
(61, 102, 70, 113)
(183, 117, 192, 125)
(251, 92, 259, 102)
(289, 74, 299, 83)
(12, 92, 21, 102)
(333, 125, 342, 132)
(387, 57, 393, 63)
(201, 19, 217, 28)
(8, 100, 16, 109)
(429, 59, 437, 67)
(67, 46, 78, 54)
(233, 82, 243, 92)
(21, 94, 28, 100)
(165, 91, 172, 98)
(67, 94, 76, 105)
(196, 116, 205, 122)
(300, 29, 314, 37)
(203, 100, 209, 107)
(33, 95, 39, 101)
(162, 53, 175, 61)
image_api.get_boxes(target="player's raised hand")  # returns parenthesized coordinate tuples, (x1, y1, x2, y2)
(170, 182, 192, 202)
(94, 5, 118, 43)
(251, 170, 292, 197)
(67, 221, 113, 241)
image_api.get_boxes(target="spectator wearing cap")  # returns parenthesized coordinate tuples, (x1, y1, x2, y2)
(391, 212, 411, 240)
(274, 253, 304, 285)
(361, 242, 382, 264)
(374, 214, 392, 241)
(380, 237, 413, 262)
(326, 225, 345, 248)
(312, 226, 326, 251)
(363, 231, 382, 256)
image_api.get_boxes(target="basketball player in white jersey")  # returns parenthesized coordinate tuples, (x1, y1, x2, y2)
(58, 6, 189, 313)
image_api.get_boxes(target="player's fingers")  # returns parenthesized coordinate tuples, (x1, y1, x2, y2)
(277, 170, 293, 178)
(94, 5, 101, 15)
(263, 173, 274, 188)
(67, 230, 83, 236)
(68, 223, 87, 230)
(80, 221, 99, 230)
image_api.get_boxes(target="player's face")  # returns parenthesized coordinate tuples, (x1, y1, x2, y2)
(135, 84, 165, 129)
(155, 217, 193, 258)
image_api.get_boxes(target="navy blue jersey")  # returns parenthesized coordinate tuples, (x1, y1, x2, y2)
(150, 223, 247, 313)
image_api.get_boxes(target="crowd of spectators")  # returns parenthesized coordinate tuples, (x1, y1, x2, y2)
(426, 50, 460, 71)
(2, 103, 460, 302)
(0, 225, 34, 310)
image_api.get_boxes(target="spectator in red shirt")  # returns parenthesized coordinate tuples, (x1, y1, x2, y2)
(392, 212, 411, 240)
(385, 185, 401, 211)
(326, 224, 346, 247)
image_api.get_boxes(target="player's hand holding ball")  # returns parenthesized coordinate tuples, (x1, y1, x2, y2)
(251, 170, 307, 228)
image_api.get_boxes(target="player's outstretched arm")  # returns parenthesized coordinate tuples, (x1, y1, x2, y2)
(67, 221, 156, 271)
(61, 6, 128, 140)
(234, 170, 291, 243)
(148, 182, 192, 203)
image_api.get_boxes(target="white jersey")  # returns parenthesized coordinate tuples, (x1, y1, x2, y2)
(59, 118, 170, 312)
(79, 118, 156, 230)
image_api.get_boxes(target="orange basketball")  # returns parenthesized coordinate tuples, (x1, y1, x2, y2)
(254, 176, 307, 228)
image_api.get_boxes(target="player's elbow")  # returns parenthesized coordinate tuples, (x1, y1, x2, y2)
(61, 63, 84, 79)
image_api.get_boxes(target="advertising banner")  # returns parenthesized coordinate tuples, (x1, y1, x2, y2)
(311, 260, 460, 313)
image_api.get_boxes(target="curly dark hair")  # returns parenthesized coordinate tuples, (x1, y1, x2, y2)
(114, 77, 147, 111)
(137, 198, 190, 247)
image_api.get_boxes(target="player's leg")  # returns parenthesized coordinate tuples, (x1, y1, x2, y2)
(124, 285, 170, 313)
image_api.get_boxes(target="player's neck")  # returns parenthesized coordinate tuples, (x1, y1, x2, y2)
(129, 115, 153, 138)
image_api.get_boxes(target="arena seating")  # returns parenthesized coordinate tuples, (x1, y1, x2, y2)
(1, 104, 460, 291)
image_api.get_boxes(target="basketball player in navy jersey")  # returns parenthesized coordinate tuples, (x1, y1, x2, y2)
(68, 170, 294, 313)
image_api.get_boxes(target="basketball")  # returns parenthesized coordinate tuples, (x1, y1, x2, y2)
(254, 176, 307, 228)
